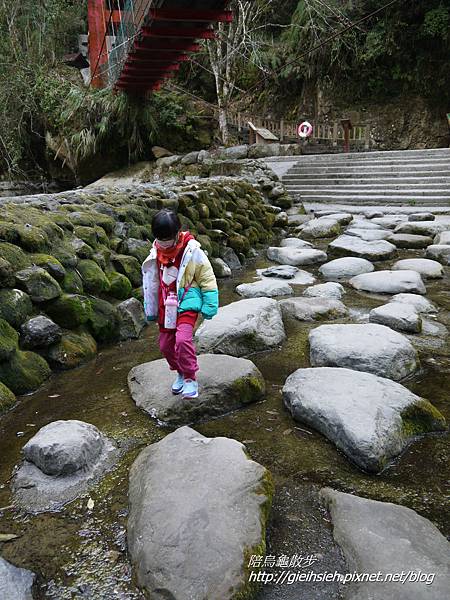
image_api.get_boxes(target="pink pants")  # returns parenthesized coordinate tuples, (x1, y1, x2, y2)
(159, 322, 199, 380)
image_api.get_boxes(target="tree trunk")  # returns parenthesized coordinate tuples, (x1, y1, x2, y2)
(218, 106, 229, 145)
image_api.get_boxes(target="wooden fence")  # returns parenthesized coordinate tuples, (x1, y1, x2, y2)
(228, 113, 371, 149)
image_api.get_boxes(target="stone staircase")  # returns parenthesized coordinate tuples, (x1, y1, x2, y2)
(279, 148, 450, 206)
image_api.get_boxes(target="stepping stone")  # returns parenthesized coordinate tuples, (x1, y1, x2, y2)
(267, 246, 327, 266)
(280, 238, 313, 248)
(195, 297, 285, 357)
(257, 267, 316, 285)
(283, 367, 445, 472)
(128, 426, 273, 600)
(392, 258, 443, 279)
(321, 489, 450, 599)
(309, 323, 418, 381)
(236, 279, 293, 298)
(349, 270, 426, 295)
(300, 217, 341, 239)
(369, 302, 422, 333)
(408, 212, 435, 221)
(314, 212, 352, 225)
(128, 355, 265, 426)
(386, 233, 433, 249)
(280, 297, 348, 321)
(365, 210, 384, 219)
(303, 282, 345, 299)
(345, 228, 392, 241)
(348, 220, 383, 230)
(328, 235, 396, 261)
(372, 216, 407, 229)
(425, 244, 450, 264)
(434, 231, 450, 245)
(319, 257, 374, 281)
(395, 221, 446, 236)
(12, 420, 118, 513)
(389, 293, 437, 314)
(0, 557, 36, 600)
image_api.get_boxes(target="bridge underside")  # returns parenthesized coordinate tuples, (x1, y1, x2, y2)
(112, 0, 231, 94)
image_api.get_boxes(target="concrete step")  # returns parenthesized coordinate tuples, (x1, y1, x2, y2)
(289, 193, 450, 205)
(285, 165, 450, 175)
(273, 148, 450, 162)
(290, 156, 450, 167)
(283, 176, 450, 185)
(285, 183, 450, 192)
(288, 188, 450, 198)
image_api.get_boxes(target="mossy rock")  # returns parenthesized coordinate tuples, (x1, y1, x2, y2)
(112, 254, 142, 287)
(45, 294, 94, 328)
(228, 234, 251, 256)
(51, 213, 74, 231)
(272, 193, 293, 210)
(0, 288, 33, 328)
(0, 381, 15, 413)
(62, 270, 84, 294)
(109, 237, 123, 252)
(67, 211, 96, 227)
(74, 226, 99, 248)
(115, 206, 147, 225)
(0, 242, 31, 272)
(0, 318, 19, 361)
(211, 218, 232, 232)
(30, 254, 66, 282)
(0, 257, 15, 288)
(45, 330, 97, 370)
(198, 203, 210, 219)
(51, 241, 79, 268)
(71, 237, 95, 259)
(120, 238, 150, 263)
(197, 235, 213, 257)
(0, 350, 51, 395)
(15, 266, 62, 303)
(88, 212, 116, 234)
(16, 224, 50, 252)
(107, 271, 132, 300)
(132, 287, 144, 303)
(243, 227, 260, 245)
(87, 298, 121, 343)
(77, 259, 111, 294)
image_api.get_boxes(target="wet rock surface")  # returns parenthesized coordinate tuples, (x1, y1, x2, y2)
(369, 302, 423, 333)
(236, 279, 293, 298)
(328, 235, 397, 260)
(280, 297, 348, 322)
(0, 556, 35, 600)
(267, 246, 327, 267)
(319, 257, 374, 281)
(127, 426, 273, 600)
(128, 354, 265, 426)
(349, 270, 426, 295)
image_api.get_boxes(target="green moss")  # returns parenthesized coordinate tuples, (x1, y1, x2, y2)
(132, 287, 144, 303)
(62, 270, 84, 294)
(45, 294, 94, 328)
(229, 234, 251, 256)
(77, 259, 111, 294)
(74, 226, 99, 248)
(230, 374, 266, 405)
(51, 213, 74, 231)
(197, 235, 213, 257)
(401, 400, 446, 437)
(0, 381, 16, 413)
(111, 254, 141, 287)
(0, 288, 33, 328)
(107, 271, 132, 300)
(0, 350, 51, 395)
(0, 318, 19, 360)
(0, 257, 15, 288)
(87, 298, 120, 344)
(51, 240, 79, 268)
(0, 242, 31, 272)
(30, 254, 66, 281)
(15, 266, 62, 303)
(67, 211, 96, 227)
(45, 330, 97, 370)
(232, 466, 275, 600)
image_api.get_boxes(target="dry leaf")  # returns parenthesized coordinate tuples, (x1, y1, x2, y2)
(87, 498, 95, 510)
(48, 394, 60, 398)
(282, 428, 292, 436)
(0, 533, 19, 542)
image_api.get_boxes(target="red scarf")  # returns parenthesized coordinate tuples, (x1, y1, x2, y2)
(155, 231, 193, 266)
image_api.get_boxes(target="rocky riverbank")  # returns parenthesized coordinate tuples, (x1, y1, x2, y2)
(0, 159, 292, 412)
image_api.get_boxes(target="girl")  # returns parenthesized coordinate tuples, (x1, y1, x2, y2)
(142, 209, 219, 399)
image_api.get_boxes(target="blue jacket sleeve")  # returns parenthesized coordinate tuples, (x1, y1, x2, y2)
(201, 289, 219, 319)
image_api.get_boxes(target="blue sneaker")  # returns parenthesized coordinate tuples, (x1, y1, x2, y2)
(172, 373, 184, 395)
(182, 379, 199, 399)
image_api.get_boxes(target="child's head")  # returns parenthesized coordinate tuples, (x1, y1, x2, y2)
(152, 210, 181, 245)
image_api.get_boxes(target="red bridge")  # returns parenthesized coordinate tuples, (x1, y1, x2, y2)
(87, 0, 232, 94)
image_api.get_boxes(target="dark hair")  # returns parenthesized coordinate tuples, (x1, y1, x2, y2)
(151, 209, 181, 240)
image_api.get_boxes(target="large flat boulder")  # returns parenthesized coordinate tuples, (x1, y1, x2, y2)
(369, 302, 422, 333)
(128, 354, 265, 426)
(320, 488, 450, 600)
(328, 235, 396, 260)
(434, 231, 450, 245)
(349, 270, 426, 295)
(395, 221, 446, 236)
(195, 297, 285, 357)
(13, 420, 118, 513)
(389, 293, 437, 314)
(345, 228, 392, 241)
(128, 426, 273, 600)
(257, 266, 315, 285)
(392, 258, 443, 279)
(309, 323, 419, 381)
(425, 244, 450, 264)
(387, 233, 433, 249)
(283, 368, 445, 472)
(267, 246, 327, 266)
(303, 282, 345, 299)
(300, 217, 341, 239)
(236, 279, 293, 298)
(280, 297, 348, 322)
(0, 557, 35, 600)
(319, 257, 374, 281)
(280, 238, 313, 248)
